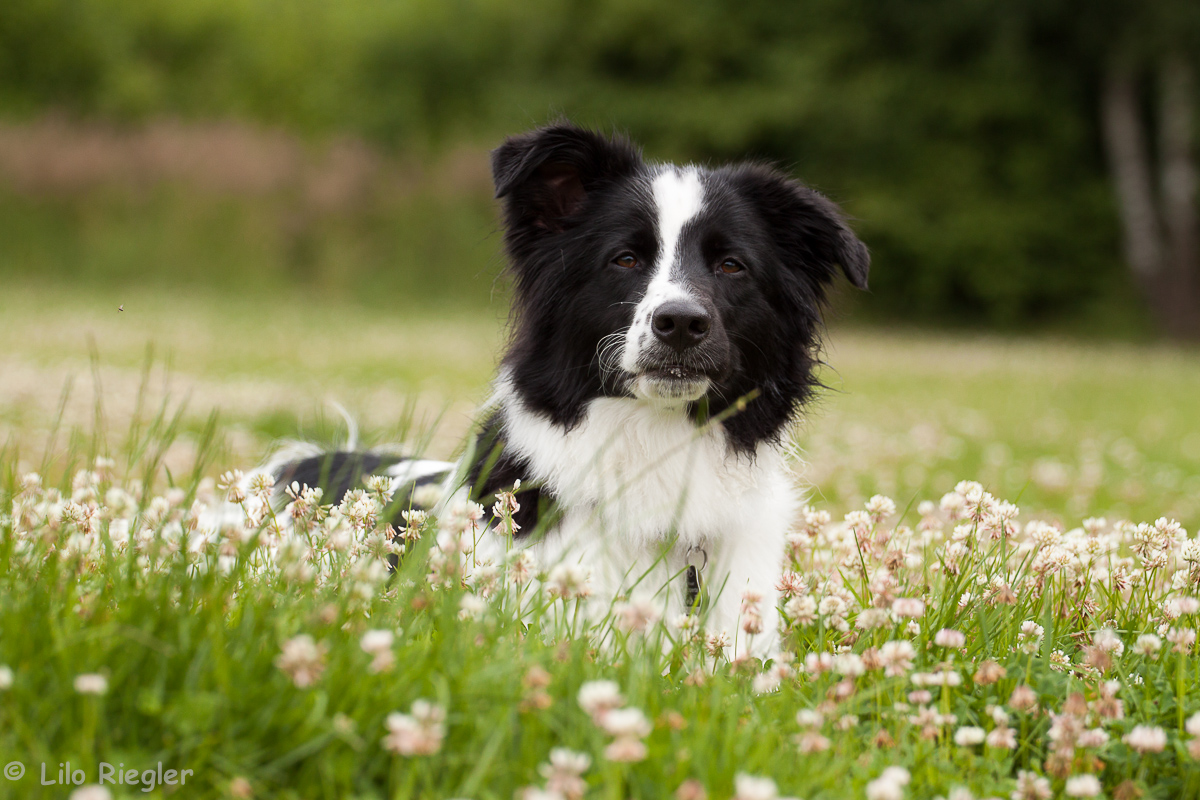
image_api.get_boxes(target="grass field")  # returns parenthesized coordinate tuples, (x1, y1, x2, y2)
(3, 283, 1200, 799)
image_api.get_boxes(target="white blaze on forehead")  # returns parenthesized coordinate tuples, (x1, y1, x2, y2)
(619, 167, 706, 377)
(652, 167, 705, 274)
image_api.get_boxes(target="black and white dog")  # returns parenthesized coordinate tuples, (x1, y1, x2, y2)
(277, 123, 868, 654)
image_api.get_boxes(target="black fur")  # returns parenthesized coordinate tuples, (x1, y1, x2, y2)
(276, 451, 404, 504)
(463, 415, 557, 537)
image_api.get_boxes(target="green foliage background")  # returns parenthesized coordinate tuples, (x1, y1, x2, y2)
(2, 0, 1198, 329)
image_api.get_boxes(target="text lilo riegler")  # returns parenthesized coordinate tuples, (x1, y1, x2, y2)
(37, 761, 193, 791)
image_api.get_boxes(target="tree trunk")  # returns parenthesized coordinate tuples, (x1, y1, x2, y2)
(1158, 57, 1200, 338)
(1100, 58, 1200, 340)
(1101, 64, 1163, 290)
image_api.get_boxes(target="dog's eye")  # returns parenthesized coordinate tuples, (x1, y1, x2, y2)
(612, 253, 639, 269)
(719, 258, 745, 274)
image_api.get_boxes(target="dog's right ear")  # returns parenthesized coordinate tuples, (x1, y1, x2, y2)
(492, 124, 642, 234)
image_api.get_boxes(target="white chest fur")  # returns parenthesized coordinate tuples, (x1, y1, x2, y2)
(493, 381, 796, 654)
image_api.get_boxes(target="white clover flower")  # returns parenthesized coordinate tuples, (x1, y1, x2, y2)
(69, 787, 112, 800)
(856, 608, 890, 630)
(953, 726, 985, 746)
(74, 673, 108, 695)
(545, 563, 592, 601)
(458, 593, 488, 620)
(599, 707, 651, 738)
(1063, 774, 1101, 797)
(360, 629, 394, 655)
(865, 765, 910, 800)
(878, 640, 916, 676)
(785, 595, 818, 626)
(834, 653, 865, 677)
(577, 680, 623, 719)
(1012, 770, 1051, 800)
(934, 628, 965, 649)
(752, 671, 782, 694)
(1092, 627, 1124, 655)
(796, 709, 823, 728)
(1133, 633, 1162, 657)
(382, 699, 446, 756)
(275, 635, 327, 689)
(1017, 621, 1044, 653)
(1123, 724, 1167, 753)
(0, 665, 12, 690)
(866, 495, 896, 524)
(733, 774, 784, 800)
(538, 747, 591, 800)
(614, 595, 662, 633)
(891, 597, 925, 618)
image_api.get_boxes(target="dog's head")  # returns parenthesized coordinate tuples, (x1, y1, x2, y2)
(492, 123, 868, 451)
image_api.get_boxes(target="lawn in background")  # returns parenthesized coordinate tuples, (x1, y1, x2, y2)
(3, 282, 1198, 529)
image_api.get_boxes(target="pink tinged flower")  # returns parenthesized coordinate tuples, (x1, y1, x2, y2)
(1011, 771, 1052, 800)
(577, 680, 623, 720)
(603, 737, 647, 762)
(986, 725, 1016, 749)
(539, 748, 590, 800)
(1077, 728, 1109, 748)
(1186, 712, 1200, 737)
(1167, 626, 1197, 653)
(1123, 724, 1167, 753)
(73, 673, 108, 695)
(1091, 628, 1124, 656)
(382, 699, 446, 756)
(934, 628, 966, 649)
(614, 595, 662, 633)
(1008, 684, 1038, 712)
(599, 708, 652, 763)
(1063, 775, 1101, 798)
(795, 730, 831, 754)
(275, 634, 327, 689)
(891, 598, 925, 618)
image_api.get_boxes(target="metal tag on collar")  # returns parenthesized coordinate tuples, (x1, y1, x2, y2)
(685, 546, 708, 612)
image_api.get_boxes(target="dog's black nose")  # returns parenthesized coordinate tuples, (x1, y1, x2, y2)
(652, 300, 711, 352)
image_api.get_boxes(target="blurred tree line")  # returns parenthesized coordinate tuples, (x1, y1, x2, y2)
(1, 0, 1198, 335)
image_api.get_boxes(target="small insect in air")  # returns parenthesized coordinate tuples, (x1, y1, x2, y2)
(118, 305, 124, 312)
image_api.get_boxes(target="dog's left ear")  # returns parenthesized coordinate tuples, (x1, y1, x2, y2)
(492, 123, 642, 234)
(735, 166, 869, 290)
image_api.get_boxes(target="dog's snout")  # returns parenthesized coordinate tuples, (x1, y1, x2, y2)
(652, 300, 711, 352)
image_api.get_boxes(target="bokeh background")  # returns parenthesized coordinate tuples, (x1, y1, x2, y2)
(2, 0, 1199, 526)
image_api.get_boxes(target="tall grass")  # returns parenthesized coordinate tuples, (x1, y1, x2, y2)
(1, 386, 1199, 800)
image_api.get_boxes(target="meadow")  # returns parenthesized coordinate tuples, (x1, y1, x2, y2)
(2, 283, 1200, 799)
